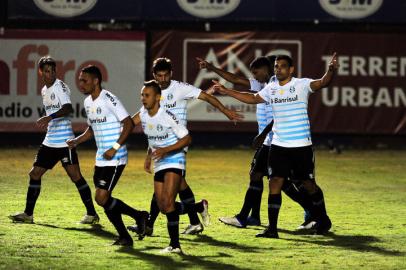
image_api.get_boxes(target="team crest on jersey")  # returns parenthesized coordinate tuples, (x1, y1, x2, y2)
(156, 124, 163, 132)
(279, 89, 285, 95)
(167, 94, 174, 100)
(289, 86, 296, 93)
(96, 107, 102, 114)
(51, 93, 55, 100)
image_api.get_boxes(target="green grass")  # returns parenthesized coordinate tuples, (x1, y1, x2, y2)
(0, 148, 405, 269)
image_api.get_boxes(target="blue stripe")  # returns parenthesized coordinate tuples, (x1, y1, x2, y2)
(47, 138, 70, 143)
(272, 101, 306, 107)
(274, 113, 307, 119)
(278, 123, 310, 130)
(278, 129, 310, 136)
(47, 132, 74, 137)
(273, 107, 307, 113)
(92, 121, 121, 127)
(281, 134, 311, 141)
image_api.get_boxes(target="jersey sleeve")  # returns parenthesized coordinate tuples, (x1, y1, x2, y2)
(55, 81, 72, 105)
(165, 110, 189, 139)
(249, 78, 262, 92)
(301, 78, 315, 94)
(258, 84, 272, 103)
(105, 92, 130, 121)
(179, 82, 202, 100)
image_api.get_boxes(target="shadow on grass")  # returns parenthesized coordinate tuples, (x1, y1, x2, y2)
(279, 228, 404, 256)
(116, 245, 251, 270)
(35, 223, 117, 241)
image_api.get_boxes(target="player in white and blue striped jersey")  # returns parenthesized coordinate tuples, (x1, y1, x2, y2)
(9, 56, 98, 225)
(198, 56, 312, 229)
(130, 58, 241, 236)
(213, 53, 339, 238)
(134, 80, 209, 254)
(67, 65, 148, 246)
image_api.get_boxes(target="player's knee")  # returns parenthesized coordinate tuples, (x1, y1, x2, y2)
(249, 172, 262, 182)
(95, 192, 108, 206)
(159, 198, 174, 214)
(29, 168, 42, 180)
(179, 178, 188, 190)
(302, 179, 317, 193)
(269, 177, 284, 192)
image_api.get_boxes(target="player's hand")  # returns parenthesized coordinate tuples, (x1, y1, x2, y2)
(252, 134, 266, 149)
(151, 148, 166, 161)
(328, 52, 339, 71)
(196, 57, 212, 70)
(103, 148, 116, 160)
(36, 116, 52, 129)
(66, 138, 77, 149)
(144, 155, 152, 174)
(211, 80, 228, 95)
(224, 108, 244, 122)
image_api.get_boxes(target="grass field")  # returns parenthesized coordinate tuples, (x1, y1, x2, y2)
(0, 148, 405, 270)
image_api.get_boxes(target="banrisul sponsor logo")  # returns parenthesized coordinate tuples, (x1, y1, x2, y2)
(34, 0, 97, 18)
(319, 0, 383, 19)
(177, 0, 240, 18)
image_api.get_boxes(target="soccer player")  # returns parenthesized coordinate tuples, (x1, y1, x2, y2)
(134, 80, 209, 253)
(212, 53, 339, 237)
(197, 56, 313, 229)
(129, 58, 243, 236)
(9, 56, 98, 225)
(66, 65, 148, 246)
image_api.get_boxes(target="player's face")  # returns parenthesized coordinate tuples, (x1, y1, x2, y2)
(78, 72, 97, 95)
(39, 64, 56, 87)
(274, 59, 294, 81)
(153, 70, 172, 89)
(251, 66, 271, 83)
(141, 86, 160, 110)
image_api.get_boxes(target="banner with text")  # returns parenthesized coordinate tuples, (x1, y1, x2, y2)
(151, 31, 406, 134)
(0, 30, 145, 132)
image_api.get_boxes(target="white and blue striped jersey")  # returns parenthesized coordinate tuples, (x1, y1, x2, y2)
(249, 77, 274, 146)
(84, 89, 129, 166)
(160, 80, 202, 126)
(140, 107, 189, 173)
(258, 77, 314, 148)
(41, 79, 74, 148)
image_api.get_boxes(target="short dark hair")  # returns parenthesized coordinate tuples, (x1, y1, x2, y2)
(81, 65, 102, 86)
(152, 58, 172, 74)
(144, 80, 161, 95)
(267, 55, 277, 67)
(38, 56, 56, 71)
(249, 56, 272, 70)
(275, 55, 294, 67)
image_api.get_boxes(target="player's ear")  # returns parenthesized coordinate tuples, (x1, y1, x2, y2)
(289, 66, 295, 76)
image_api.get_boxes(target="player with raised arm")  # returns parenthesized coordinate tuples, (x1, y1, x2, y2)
(212, 53, 339, 237)
(67, 65, 148, 246)
(134, 80, 209, 254)
(9, 56, 98, 225)
(128, 58, 243, 236)
(197, 56, 313, 229)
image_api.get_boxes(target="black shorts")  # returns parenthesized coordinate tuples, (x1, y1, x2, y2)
(93, 165, 125, 191)
(154, 168, 185, 183)
(250, 144, 270, 177)
(33, 144, 79, 170)
(268, 144, 315, 181)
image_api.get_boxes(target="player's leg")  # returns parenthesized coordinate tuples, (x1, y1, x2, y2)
(293, 146, 331, 234)
(256, 144, 289, 238)
(9, 145, 56, 223)
(62, 147, 98, 224)
(219, 145, 266, 228)
(155, 170, 183, 253)
(179, 177, 205, 234)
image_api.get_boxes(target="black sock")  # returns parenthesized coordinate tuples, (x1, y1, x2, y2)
(244, 178, 264, 220)
(282, 180, 312, 215)
(175, 200, 203, 215)
(310, 186, 328, 221)
(268, 194, 282, 232)
(148, 193, 160, 227)
(166, 210, 180, 248)
(74, 177, 96, 216)
(113, 198, 142, 220)
(24, 178, 41, 216)
(179, 186, 200, 225)
(103, 197, 131, 239)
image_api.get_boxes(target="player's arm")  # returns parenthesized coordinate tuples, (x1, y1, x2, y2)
(252, 120, 274, 149)
(310, 52, 339, 91)
(198, 90, 244, 122)
(196, 57, 250, 87)
(152, 134, 191, 161)
(212, 80, 265, 104)
(103, 116, 134, 160)
(36, 103, 73, 129)
(131, 111, 141, 126)
(66, 126, 94, 149)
